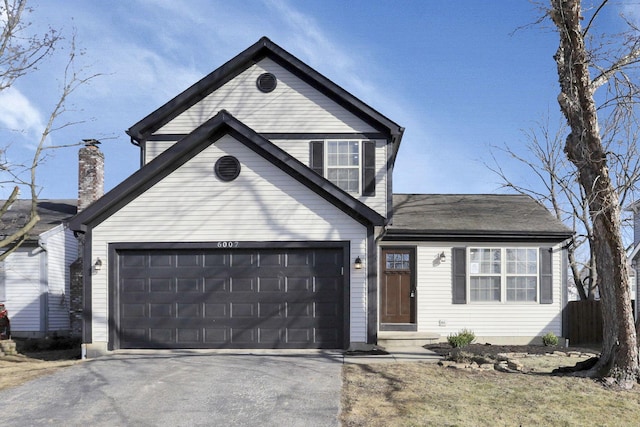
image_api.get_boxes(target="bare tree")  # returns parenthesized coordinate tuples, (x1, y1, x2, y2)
(490, 113, 639, 303)
(0, 0, 98, 260)
(490, 119, 597, 300)
(549, 0, 640, 388)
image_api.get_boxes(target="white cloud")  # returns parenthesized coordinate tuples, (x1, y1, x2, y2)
(263, 0, 371, 94)
(0, 87, 46, 147)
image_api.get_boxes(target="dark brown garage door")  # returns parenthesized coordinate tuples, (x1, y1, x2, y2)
(116, 247, 345, 349)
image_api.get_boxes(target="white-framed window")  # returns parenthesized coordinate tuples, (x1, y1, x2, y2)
(468, 247, 539, 302)
(309, 139, 376, 196)
(326, 140, 360, 194)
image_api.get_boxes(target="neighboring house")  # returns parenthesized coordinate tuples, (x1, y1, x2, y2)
(0, 200, 78, 337)
(69, 37, 572, 356)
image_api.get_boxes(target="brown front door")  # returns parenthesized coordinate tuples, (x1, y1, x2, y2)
(380, 248, 415, 324)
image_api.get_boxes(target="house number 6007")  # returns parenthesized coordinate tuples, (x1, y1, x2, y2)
(217, 241, 239, 248)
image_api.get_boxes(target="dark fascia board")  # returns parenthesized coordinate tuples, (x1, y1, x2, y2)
(126, 37, 404, 156)
(382, 229, 574, 243)
(146, 132, 390, 141)
(71, 110, 384, 232)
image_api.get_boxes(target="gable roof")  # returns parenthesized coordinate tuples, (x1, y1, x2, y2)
(384, 194, 573, 242)
(126, 37, 404, 158)
(0, 199, 77, 243)
(71, 111, 385, 232)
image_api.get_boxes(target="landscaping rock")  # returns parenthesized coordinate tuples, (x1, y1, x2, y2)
(507, 360, 524, 371)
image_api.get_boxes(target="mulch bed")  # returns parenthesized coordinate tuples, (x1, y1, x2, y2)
(425, 343, 600, 358)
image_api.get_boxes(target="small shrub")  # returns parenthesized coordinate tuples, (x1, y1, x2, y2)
(542, 331, 559, 347)
(447, 329, 476, 348)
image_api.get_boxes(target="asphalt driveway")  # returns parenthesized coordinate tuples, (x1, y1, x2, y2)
(0, 350, 343, 426)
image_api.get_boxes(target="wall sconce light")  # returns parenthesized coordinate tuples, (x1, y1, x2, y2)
(354, 256, 363, 270)
(94, 258, 103, 271)
(438, 252, 446, 263)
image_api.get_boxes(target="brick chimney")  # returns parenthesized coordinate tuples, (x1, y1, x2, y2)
(78, 139, 104, 211)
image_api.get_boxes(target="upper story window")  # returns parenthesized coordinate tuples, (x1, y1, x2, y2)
(327, 140, 360, 193)
(468, 247, 539, 303)
(309, 139, 376, 196)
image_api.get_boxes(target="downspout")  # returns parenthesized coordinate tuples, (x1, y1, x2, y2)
(129, 136, 145, 168)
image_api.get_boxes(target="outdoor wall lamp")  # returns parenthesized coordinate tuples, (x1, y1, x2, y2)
(94, 258, 103, 271)
(354, 256, 363, 270)
(438, 252, 446, 263)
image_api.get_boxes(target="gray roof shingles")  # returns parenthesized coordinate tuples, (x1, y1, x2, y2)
(0, 199, 77, 242)
(387, 194, 573, 239)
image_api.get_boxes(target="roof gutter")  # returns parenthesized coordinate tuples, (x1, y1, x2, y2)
(382, 229, 574, 243)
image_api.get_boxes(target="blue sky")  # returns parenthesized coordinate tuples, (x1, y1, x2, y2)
(1, 0, 638, 199)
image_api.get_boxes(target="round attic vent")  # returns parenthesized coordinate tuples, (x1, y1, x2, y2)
(214, 156, 241, 182)
(256, 72, 277, 93)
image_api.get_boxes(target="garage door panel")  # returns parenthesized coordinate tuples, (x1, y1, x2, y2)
(286, 277, 311, 291)
(231, 253, 256, 267)
(117, 247, 345, 349)
(230, 278, 255, 292)
(150, 328, 173, 342)
(287, 252, 311, 266)
(204, 278, 228, 292)
(176, 253, 200, 267)
(259, 253, 284, 266)
(259, 303, 284, 318)
(231, 328, 257, 344)
(258, 277, 284, 292)
(177, 328, 200, 343)
(149, 254, 172, 267)
(176, 278, 200, 293)
(177, 303, 200, 317)
(122, 303, 146, 318)
(149, 303, 172, 317)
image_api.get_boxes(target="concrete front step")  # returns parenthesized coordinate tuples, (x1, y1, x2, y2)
(377, 331, 441, 348)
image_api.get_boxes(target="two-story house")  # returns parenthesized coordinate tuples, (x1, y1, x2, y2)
(70, 37, 572, 357)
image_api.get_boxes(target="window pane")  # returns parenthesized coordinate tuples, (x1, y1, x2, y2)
(470, 277, 501, 302)
(506, 248, 537, 274)
(386, 252, 409, 270)
(326, 140, 360, 193)
(507, 276, 537, 302)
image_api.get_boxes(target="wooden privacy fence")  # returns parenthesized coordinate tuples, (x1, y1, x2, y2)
(567, 300, 603, 346)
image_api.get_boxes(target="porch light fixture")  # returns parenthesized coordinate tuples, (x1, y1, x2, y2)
(354, 256, 363, 270)
(438, 252, 446, 263)
(94, 258, 103, 271)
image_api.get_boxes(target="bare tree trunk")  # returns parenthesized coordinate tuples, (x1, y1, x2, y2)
(550, 0, 639, 388)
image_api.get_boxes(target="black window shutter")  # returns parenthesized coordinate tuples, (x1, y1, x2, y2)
(452, 247, 467, 304)
(310, 141, 324, 176)
(540, 247, 553, 304)
(362, 140, 376, 196)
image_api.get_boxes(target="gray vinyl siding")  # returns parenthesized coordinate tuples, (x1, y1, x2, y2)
(273, 139, 388, 216)
(3, 248, 42, 333)
(144, 138, 388, 217)
(157, 58, 377, 135)
(144, 140, 176, 164)
(41, 225, 77, 332)
(90, 134, 369, 345)
(380, 242, 565, 340)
